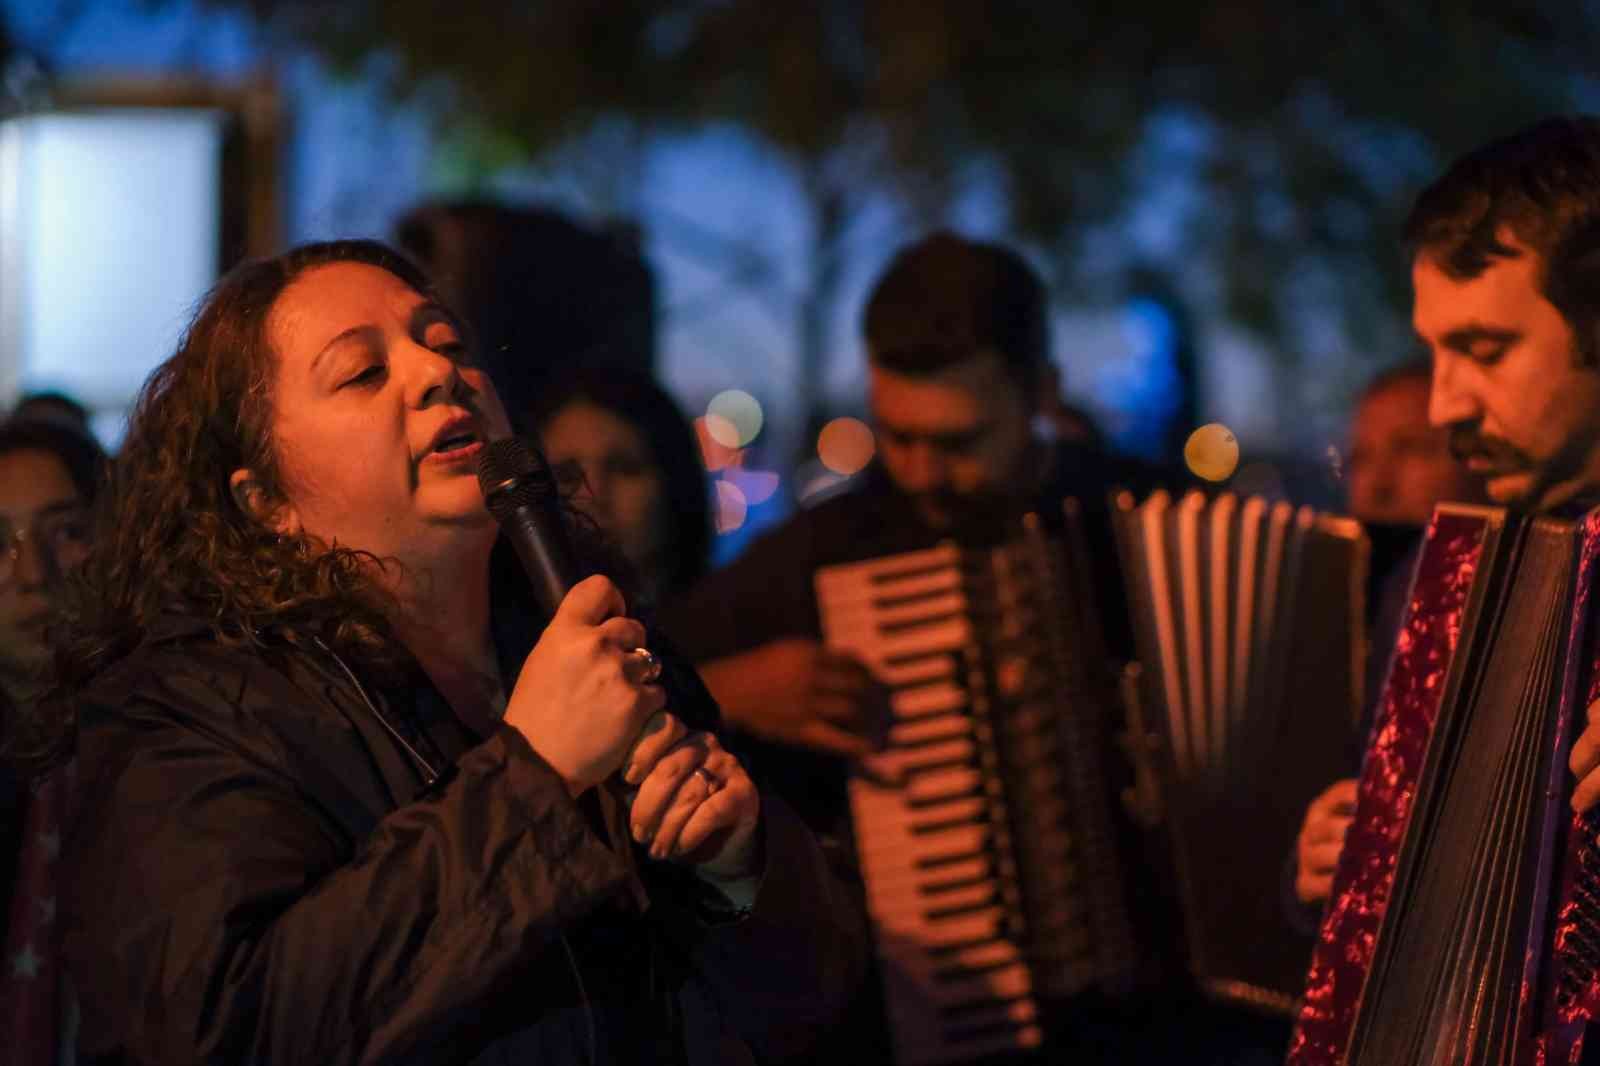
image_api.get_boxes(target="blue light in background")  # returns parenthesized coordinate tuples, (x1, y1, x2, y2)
(1091, 296, 1184, 461)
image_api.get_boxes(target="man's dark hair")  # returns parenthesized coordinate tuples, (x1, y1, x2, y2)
(1405, 116, 1600, 363)
(862, 231, 1050, 384)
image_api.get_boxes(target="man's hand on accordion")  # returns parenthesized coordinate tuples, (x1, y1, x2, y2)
(1295, 778, 1358, 904)
(697, 638, 893, 760)
(1568, 699, 1600, 814)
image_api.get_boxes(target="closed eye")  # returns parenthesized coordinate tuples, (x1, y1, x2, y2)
(342, 365, 386, 389)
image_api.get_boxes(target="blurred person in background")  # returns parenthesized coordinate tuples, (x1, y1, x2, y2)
(662, 231, 1154, 836)
(0, 415, 105, 1066)
(10, 393, 94, 438)
(528, 367, 890, 769)
(528, 366, 712, 610)
(33, 240, 863, 1065)
(0, 419, 102, 705)
(1344, 359, 1483, 528)
(659, 231, 1180, 1063)
(1291, 359, 1484, 915)
(396, 201, 657, 409)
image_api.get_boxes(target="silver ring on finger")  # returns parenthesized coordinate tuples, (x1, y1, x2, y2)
(692, 765, 721, 795)
(627, 646, 664, 685)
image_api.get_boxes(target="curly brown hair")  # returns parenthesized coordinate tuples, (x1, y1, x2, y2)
(12, 240, 441, 774)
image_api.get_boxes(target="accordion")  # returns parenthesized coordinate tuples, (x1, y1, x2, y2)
(1111, 489, 1368, 1014)
(1288, 504, 1600, 1065)
(814, 508, 1138, 1066)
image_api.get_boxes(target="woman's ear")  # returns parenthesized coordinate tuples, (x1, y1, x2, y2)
(229, 468, 300, 536)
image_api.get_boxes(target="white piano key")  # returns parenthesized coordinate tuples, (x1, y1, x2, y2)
(892, 682, 969, 719)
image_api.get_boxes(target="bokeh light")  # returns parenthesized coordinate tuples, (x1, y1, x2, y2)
(817, 417, 875, 476)
(725, 467, 780, 505)
(694, 415, 741, 471)
(714, 478, 749, 533)
(1183, 422, 1240, 482)
(706, 389, 764, 448)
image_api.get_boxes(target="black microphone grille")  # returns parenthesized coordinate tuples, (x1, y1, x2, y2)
(477, 437, 556, 517)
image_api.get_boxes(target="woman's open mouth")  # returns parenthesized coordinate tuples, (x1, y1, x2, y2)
(425, 431, 484, 464)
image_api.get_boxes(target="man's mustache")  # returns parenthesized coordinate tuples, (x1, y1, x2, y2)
(1448, 425, 1531, 470)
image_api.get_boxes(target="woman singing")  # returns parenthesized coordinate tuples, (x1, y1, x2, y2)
(32, 241, 863, 1065)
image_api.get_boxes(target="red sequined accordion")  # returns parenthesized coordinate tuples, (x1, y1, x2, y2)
(1289, 504, 1600, 1065)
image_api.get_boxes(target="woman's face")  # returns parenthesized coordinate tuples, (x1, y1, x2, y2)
(0, 449, 88, 690)
(254, 262, 510, 569)
(541, 401, 667, 576)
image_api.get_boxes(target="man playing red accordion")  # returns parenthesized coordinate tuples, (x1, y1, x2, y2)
(1292, 116, 1600, 1064)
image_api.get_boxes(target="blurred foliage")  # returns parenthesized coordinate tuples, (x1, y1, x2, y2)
(189, 1, 1599, 388)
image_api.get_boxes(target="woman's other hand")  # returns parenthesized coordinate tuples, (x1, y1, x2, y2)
(625, 717, 761, 881)
(506, 574, 665, 795)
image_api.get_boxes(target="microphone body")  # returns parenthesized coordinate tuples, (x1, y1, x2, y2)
(477, 438, 580, 620)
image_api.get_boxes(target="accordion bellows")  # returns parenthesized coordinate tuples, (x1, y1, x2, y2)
(1289, 504, 1600, 1065)
(1112, 488, 1368, 1014)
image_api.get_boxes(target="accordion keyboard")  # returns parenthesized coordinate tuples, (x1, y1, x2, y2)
(817, 534, 1132, 1065)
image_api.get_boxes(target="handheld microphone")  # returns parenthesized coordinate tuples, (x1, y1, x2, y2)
(477, 436, 665, 687)
(476, 437, 580, 621)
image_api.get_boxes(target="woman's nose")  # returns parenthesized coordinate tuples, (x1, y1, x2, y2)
(406, 343, 466, 408)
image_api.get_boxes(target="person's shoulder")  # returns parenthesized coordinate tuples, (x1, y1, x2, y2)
(81, 627, 342, 742)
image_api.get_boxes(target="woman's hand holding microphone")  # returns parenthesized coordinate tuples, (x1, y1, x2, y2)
(506, 574, 762, 881)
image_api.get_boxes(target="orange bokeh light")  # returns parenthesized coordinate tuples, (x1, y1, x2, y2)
(817, 417, 875, 476)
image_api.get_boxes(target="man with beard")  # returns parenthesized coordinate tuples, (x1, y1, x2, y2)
(1394, 118, 1600, 818)
(661, 230, 1153, 835)
(658, 232, 1187, 1063)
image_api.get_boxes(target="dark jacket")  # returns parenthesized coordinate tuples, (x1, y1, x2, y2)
(60, 580, 866, 1065)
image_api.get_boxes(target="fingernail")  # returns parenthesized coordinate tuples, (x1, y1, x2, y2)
(634, 823, 650, 843)
(650, 840, 667, 860)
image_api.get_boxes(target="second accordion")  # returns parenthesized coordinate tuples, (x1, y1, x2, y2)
(1112, 488, 1368, 1014)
